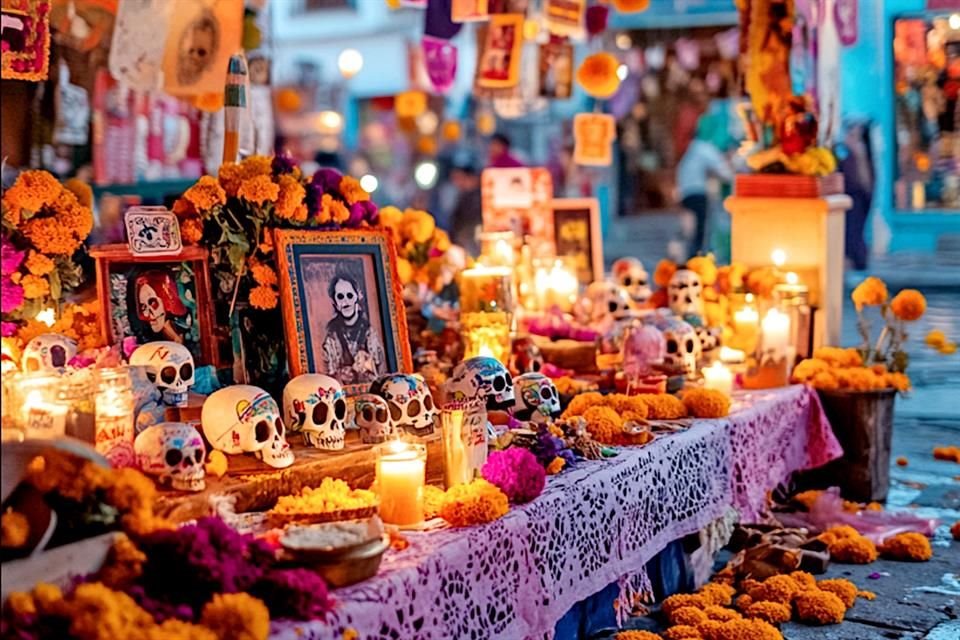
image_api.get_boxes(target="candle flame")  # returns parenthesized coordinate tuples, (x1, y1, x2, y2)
(386, 439, 408, 454)
(36, 307, 56, 327)
(771, 249, 787, 268)
(478, 343, 496, 359)
(785, 272, 799, 285)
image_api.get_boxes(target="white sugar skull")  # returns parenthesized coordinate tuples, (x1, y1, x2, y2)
(134, 422, 206, 491)
(668, 269, 704, 318)
(201, 385, 294, 469)
(695, 325, 721, 355)
(129, 341, 195, 407)
(580, 281, 634, 327)
(22, 334, 77, 373)
(446, 356, 515, 411)
(661, 319, 701, 378)
(612, 258, 652, 305)
(282, 374, 346, 451)
(352, 393, 394, 444)
(370, 374, 438, 438)
(512, 373, 560, 423)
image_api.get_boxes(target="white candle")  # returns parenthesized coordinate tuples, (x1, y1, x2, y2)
(376, 441, 426, 526)
(534, 260, 578, 312)
(719, 346, 746, 364)
(702, 361, 734, 396)
(22, 389, 67, 439)
(733, 305, 759, 328)
(761, 308, 791, 357)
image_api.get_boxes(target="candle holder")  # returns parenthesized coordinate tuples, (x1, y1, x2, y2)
(742, 307, 791, 389)
(479, 231, 516, 268)
(440, 400, 488, 489)
(13, 372, 69, 440)
(728, 293, 761, 354)
(95, 367, 137, 467)
(532, 257, 579, 313)
(375, 440, 427, 527)
(774, 275, 814, 362)
(459, 266, 515, 363)
(702, 361, 734, 396)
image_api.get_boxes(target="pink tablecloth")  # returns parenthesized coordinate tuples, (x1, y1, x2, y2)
(273, 385, 841, 640)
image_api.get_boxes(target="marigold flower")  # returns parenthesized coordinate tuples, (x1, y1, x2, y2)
(181, 216, 204, 244)
(275, 173, 307, 221)
(238, 174, 280, 206)
(700, 582, 736, 606)
(1, 509, 29, 548)
(218, 162, 245, 196)
(662, 625, 701, 640)
(576, 52, 622, 98)
(851, 276, 888, 310)
(63, 582, 155, 639)
(682, 388, 730, 419)
(794, 589, 846, 624)
(106, 467, 157, 514)
(439, 478, 509, 527)
(546, 456, 566, 475)
(562, 391, 605, 418)
(787, 571, 817, 590)
(669, 605, 708, 626)
(743, 601, 791, 624)
(32, 582, 64, 613)
(715, 263, 746, 295)
(886, 372, 911, 392)
(400, 208, 436, 244)
(734, 594, 754, 611)
(582, 405, 624, 444)
(24, 251, 55, 276)
(317, 193, 350, 224)
(686, 256, 718, 286)
(339, 175, 370, 204)
(612, 0, 652, 13)
(661, 593, 710, 615)
(710, 618, 783, 640)
(378, 205, 403, 230)
(813, 346, 863, 368)
(817, 579, 857, 608)
(940, 342, 958, 355)
(634, 394, 688, 419)
(933, 446, 960, 462)
(250, 263, 278, 286)
(20, 273, 49, 299)
(704, 605, 740, 622)
(6, 591, 36, 617)
(878, 532, 932, 561)
(889, 289, 926, 321)
(695, 619, 723, 638)
(424, 484, 446, 519)
(183, 175, 227, 211)
(249, 285, 279, 310)
(654, 259, 678, 288)
(201, 592, 270, 640)
(4, 170, 62, 212)
(613, 632, 661, 640)
(828, 535, 878, 564)
(241, 155, 273, 179)
(744, 575, 801, 605)
(925, 329, 947, 348)
(607, 393, 648, 416)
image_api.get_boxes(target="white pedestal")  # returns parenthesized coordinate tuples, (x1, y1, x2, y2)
(724, 194, 852, 348)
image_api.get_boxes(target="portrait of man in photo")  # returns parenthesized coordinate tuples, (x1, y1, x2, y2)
(320, 269, 387, 385)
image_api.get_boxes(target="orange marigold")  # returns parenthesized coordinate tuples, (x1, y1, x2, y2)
(829, 536, 878, 564)
(439, 478, 509, 527)
(181, 217, 204, 244)
(339, 175, 370, 204)
(703, 606, 740, 622)
(813, 346, 863, 368)
(249, 285, 279, 310)
(275, 173, 307, 221)
(634, 394, 688, 419)
(654, 259, 678, 288)
(218, 162, 245, 196)
(788, 571, 818, 590)
(933, 445, 960, 462)
(546, 456, 566, 475)
(317, 193, 350, 224)
(24, 251, 55, 276)
(662, 625, 701, 640)
(240, 155, 273, 178)
(6, 591, 36, 617)
(743, 601, 791, 624)
(201, 592, 270, 640)
(64, 178, 93, 208)
(710, 618, 783, 640)
(613, 632, 661, 640)
(4, 170, 62, 212)
(886, 372, 912, 392)
(889, 289, 926, 321)
(250, 263, 278, 286)
(562, 391, 605, 418)
(925, 329, 948, 349)
(607, 393, 649, 417)
(237, 174, 280, 205)
(791, 357, 829, 383)
(582, 405, 624, 444)
(700, 582, 736, 607)
(878, 532, 932, 561)
(817, 579, 857, 608)
(734, 594, 754, 611)
(576, 52, 621, 98)
(851, 276, 888, 310)
(744, 575, 801, 605)
(793, 589, 846, 625)
(183, 175, 227, 211)
(682, 388, 730, 419)
(62, 582, 155, 639)
(98, 533, 146, 588)
(715, 263, 746, 295)
(1, 509, 29, 548)
(686, 256, 718, 286)
(669, 606, 708, 626)
(661, 593, 710, 615)
(21, 274, 50, 299)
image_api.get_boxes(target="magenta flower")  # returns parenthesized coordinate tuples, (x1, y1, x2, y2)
(1, 321, 17, 337)
(1, 237, 25, 277)
(481, 448, 546, 504)
(1, 277, 24, 314)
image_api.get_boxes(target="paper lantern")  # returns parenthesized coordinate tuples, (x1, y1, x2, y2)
(396, 90, 428, 119)
(576, 52, 621, 99)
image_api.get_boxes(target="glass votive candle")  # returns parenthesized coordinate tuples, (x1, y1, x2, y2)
(375, 440, 427, 526)
(95, 367, 137, 468)
(441, 400, 488, 489)
(16, 373, 69, 439)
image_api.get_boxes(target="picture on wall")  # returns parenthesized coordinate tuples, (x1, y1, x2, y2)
(475, 13, 523, 89)
(274, 228, 413, 394)
(551, 198, 603, 286)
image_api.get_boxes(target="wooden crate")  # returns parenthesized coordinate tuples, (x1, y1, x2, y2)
(735, 173, 844, 199)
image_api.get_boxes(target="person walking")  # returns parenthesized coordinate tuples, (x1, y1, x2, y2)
(676, 112, 733, 258)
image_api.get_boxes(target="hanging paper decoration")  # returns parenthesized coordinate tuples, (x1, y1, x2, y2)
(834, 0, 857, 47)
(1, 0, 51, 81)
(423, 35, 458, 94)
(162, 0, 243, 98)
(425, 0, 462, 39)
(53, 62, 89, 146)
(573, 113, 616, 166)
(396, 90, 428, 119)
(585, 4, 609, 37)
(611, 0, 649, 13)
(674, 37, 701, 71)
(222, 52, 248, 164)
(544, 0, 585, 39)
(109, 0, 172, 89)
(576, 52, 621, 99)
(475, 13, 524, 89)
(452, 0, 489, 23)
(538, 40, 573, 99)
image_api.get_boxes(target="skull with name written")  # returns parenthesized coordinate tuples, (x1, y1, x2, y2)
(201, 385, 294, 469)
(283, 374, 346, 450)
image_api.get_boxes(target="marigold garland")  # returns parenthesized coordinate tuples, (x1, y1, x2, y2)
(439, 478, 509, 527)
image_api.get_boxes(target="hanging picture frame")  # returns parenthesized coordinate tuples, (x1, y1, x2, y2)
(573, 112, 616, 166)
(475, 13, 523, 89)
(1, 0, 51, 81)
(550, 198, 603, 286)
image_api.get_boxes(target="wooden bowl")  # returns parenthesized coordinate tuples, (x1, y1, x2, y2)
(285, 535, 390, 588)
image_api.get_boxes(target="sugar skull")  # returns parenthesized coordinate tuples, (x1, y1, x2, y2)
(623, 323, 667, 378)
(22, 334, 78, 373)
(660, 318, 701, 378)
(668, 269, 704, 318)
(579, 281, 634, 327)
(695, 325, 722, 356)
(509, 336, 544, 375)
(445, 356, 515, 411)
(370, 373, 438, 438)
(612, 257, 652, 306)
(134, 422, 206, 492)
(352, 393, 394, 444)
(129, 341, 195, 407)
(201, 385, 294, 469)
(282, 374, 346, 451)
(512, 373, 561, 423)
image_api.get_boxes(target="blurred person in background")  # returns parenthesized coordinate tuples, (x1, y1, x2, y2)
(676, 110, 733, 258)
(449, 160, 483, 256)
(838, 118, 875, 271)
(487, 132, 524, 168)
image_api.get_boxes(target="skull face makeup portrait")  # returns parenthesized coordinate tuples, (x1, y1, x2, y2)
(321, 270, 387, 386)
(127, 269, 190, 346)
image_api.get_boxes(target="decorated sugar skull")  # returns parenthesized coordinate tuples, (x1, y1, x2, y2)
(668, 269, 704, 318)
(22, 334, 77, 373)
(623, 324, 667, 378)
(134, 422, 206, 491)
(370, 374, 438, 438)
(695, 325, 722, 356)
(509, 336, 544, 375)
(612, 258, 652, 305)
(659, 318, 701, 378)
(282, 374, 346, 450)
(129, 341, 195, 407)
(580, 281, 634, 327)
(512, 373, 560, 423)
(201, 385, 294, 469)
(352, 393, 394, 444)
(445, 356, 514, 411)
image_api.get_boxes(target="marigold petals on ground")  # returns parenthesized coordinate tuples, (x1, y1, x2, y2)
(817, 579, 858, 608)
(793, 590, 846, 624)
(743, 601, 791, 624)
(878, 532, 932, 561)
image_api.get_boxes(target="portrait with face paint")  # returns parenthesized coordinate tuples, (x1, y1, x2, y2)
(123, 268, 198, 350)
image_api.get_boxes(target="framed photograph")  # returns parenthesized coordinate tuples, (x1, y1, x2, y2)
(475, 13, 523, 89)
(551, 198, 603, 286)
(481, 167, 555, 259)
(573, 112, 616, 167)
(544, 0, 585, 39)
(538, 41, 573, 99)
(274, 228, 413, 394)
(451, 0, 488, 22)
(89, 245, 218, 365)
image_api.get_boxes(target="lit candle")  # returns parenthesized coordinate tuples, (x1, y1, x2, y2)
(771, 248, 787, 268)
(719, 346, 746, 364)
(535, 259, 578, 312)
(376, 440, 426, 526)
(22, 388, 68, 439)
(95, 368, 136, 467)
(761, 308, 791, 358)
(479, 231, 516, 268)
(702, 361, 734, 396)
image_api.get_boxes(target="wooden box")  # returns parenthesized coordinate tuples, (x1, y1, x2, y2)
(734, 173, 844, 199)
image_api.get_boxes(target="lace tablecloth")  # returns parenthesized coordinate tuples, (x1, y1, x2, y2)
(273, 385, 840, 640)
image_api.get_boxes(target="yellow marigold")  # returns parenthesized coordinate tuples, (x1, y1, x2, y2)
(879, 532, 932, 561)
(716, 263, 746, 294)
(379, 205, 403, 230)
(791, 358, 829, 383)
(576, 52, 621, 98)
(155, 619, 218, 640)
(813, 346, 863, 368)
(890, 289, 926, 322)
(249, 285, 279, 310)
(181, 216, 204, 244)
(396, 257, 414, 284)
(607, 393, 648, 417)
(201, 592, 270, 640)
(743, 601, 791, 624)
(250, 263, 278, 286)
(401, 208, 436, 244)
(32, 583, 64, 613)
(817, 579, 857, 608)
(433, 228, 452, 251)
(238, 174, 280, 206)
(710, 618, 783, 640)
(4, 170, 62, 212)
(925, 329, 947, 349)
(851, 276, 888, 310)
(669, 605, 708, 626)
(183, 175, 227, 211)
(240, 155, 273, 179)
(24, 251, 55, 276)
(682, 388, 730, 419)
(634, 394, 688, 420)
(1, 509, 29, 548)
(98, 533, 146, 588)
(275, 173, 307, 221)
(63, 582, 155, 639)
(654, 259, 678, 288)
(339, 175, 370, 204)
(6, 591, 37, 617)
(562, 391, 605, 418)
(582, 405, 624, 444)
(686, 256, 718, 286)
(662, 625, 701, 640)
(734, 594, 754, 611)
(21, 273, 50, 299)
(318, 193, 350, 224)
(546, 456, 566, 475)
(940, 342, 958, 355)
(794, 589, 846, 625)
(809, 370, 840, 391)
(614, 632, 661, 640)
(218, 162, 245, 196)
(788, 571, 817, 590)
(424, 484, 446, 519)
(439, 478, 509, 527)
(661, 593, 710, 615)
(703, 605, 740, 622)
(700, 582, 736, 606)
(744, 575, 801, 605)
(886, 372, 911, 392)
(828, 535, 878, 564)
(205, 450, 229, 477)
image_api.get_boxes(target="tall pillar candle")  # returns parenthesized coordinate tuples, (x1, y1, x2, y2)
(95, 368, 136, 468)
(375, 441, 427, 526)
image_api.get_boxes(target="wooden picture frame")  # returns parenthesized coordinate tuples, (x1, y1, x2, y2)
(89, 244, 218, 366)
(481, 167, 555, 260)
(274, 228, 413, 395)
(475, 13, 524, 89)
(550, 198, 603, 286)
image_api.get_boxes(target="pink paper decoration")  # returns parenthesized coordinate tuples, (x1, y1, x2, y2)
(623, 324, 666, 378)
(834, 0, 858, 47)
(423, 35, 458, 94)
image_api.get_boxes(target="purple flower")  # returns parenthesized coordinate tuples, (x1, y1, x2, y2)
(252, 569, 332, 620)
(481, 448, 546, 504)
(271, 151, 297, 176)
(1, 277, 24, 314)
(121, 336, 139, 360)
(347, 200, 378, 228)
(311, 168, 343, 195)
(1, 320, 17, 336)
(1, 237, 25, 277)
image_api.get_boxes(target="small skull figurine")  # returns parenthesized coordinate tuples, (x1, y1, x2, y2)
(201, 385, 294, 469)
(134, 422, 206, 491)
(370, 374, 438, 438)
(509, 336, 544, 376)
(695, 325, 722, 356)
(668, 269, 704, 319)
(660, 319, 702, 378)
(129, 341, 195, 407)
(282, 374, 346, 450)
(22, 334, 78, 373)
(352, 393, 394, 443)
(512, 373, 561, 423)
(445, 356, 515, 411)
(611, 257, 652, 305)
(580, 281, 634, 328)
